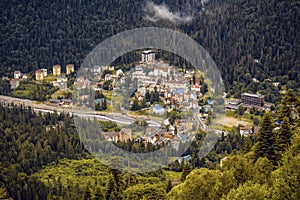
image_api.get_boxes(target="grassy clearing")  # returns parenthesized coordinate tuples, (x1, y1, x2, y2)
(215, 115, 252, 128)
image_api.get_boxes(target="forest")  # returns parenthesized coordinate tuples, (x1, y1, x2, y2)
(0, 89, 299, 199)
(0, 0, 299, 199)
(0, 0, 299, 103)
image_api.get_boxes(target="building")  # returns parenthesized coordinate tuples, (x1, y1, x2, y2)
(118, 128, 132, 142)
(178, 155, 192, 164)
(66, 64, 75, 75)
(14, 71, 22, 79)
(49, 99, 61, 104)
(241, 92, 264, 107)
(105, 74, 112, 81)
(142, 50, 155, 63)
(59, 81, 68, 91)
(22, 74, 28, 80)
(164, 80, 186, 89)
(35, 70, 44, 81)
(239, 127, 251, 136)
(41, 68, 47, 77)
(10, 79, 20, 89)
(154, 64, 170, 78)
(53, 65, 61, 76)
(191, 84, 201, 93)
(116, 69, 124, 77)
(105, 128, 132, 142)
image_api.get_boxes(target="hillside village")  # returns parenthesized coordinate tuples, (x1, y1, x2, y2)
(1, 50, 280, 146)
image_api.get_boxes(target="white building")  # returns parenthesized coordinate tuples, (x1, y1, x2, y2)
(153, 64, 170, 78)
(116, 69, 124, 77)
(14, 71, 22, 79)
(142, 50, 155, 63)
(41, 68, 47, 77)
(105, 74, 112, 81)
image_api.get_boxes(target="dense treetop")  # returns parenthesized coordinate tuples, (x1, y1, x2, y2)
(0, 0, 299, 102)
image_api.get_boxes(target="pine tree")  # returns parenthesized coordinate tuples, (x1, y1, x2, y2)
(105, 174, 117, 200)
(277, 89, 299, 127)
(276, 117, 292, 154)
(130, 98, 140, 111)
(101, 99, 107, 110)
(255, 112, 277, 165)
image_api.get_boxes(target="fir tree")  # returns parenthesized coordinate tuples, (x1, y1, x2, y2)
(255, 112, 277, 165)
(130, 98, 140, 111)
(276, 117, 292, 155)
(105, 174, 117, 200)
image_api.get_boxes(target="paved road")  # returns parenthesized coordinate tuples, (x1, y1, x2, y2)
(0, 95, 161, 126)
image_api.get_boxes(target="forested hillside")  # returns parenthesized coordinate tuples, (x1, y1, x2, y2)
(168, 90, 300, 199)
(0, 104, 86, 199)
(185, 0, 299, 101)
(1, 0, 299, 102)
(0, 90, 299, 199)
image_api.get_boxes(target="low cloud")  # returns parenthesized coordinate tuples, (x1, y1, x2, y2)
(144, 1, 192, 23)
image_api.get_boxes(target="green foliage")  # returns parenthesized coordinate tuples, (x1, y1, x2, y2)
(123, 184, 167, 200)
(223, 181, 270, 200)
(0, 104, 85, 199)
(106, 174, 118, 200)
(255, 112, 277, 165)
(130, 98, 140, 111)
(0, 80, 11, 95)
(98, 120, 119, 132)
(169, 168, 225, 200)
(10, 81, 58, 101)
(270, 128, 300, 200)
(277, 89, 299, 126)
(276, 117, 292, 154)
(180, 162, 192, 181)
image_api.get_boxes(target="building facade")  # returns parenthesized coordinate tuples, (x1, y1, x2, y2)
(142, 50, 155, 63)
(35, 70, 44, 81)
(66, 64, 75, 75)
(53, 65, 61, 76)
(14, 71, 22, 79)
(41, 68, 47, 77)
(241, 92, 264, 107)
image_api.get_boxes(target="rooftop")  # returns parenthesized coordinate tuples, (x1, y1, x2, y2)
(142, 50, 154, 54)
(241, 92, 264, 98)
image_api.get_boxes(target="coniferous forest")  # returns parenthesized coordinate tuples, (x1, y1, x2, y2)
(0, 0, 299, 199)
(0, 0, 299, 102)
(0, 90, 299, 199)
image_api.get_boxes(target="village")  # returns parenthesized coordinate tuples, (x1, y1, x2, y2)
(90, 50, 206, 150)
(2, 50, 279, 150)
